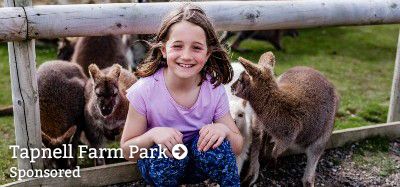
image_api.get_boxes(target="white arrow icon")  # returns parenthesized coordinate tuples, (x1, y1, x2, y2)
(172, 144, 188, 160)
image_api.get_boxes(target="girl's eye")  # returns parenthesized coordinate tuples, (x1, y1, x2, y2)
(172, 45, 182, 48)
(193, 46, 202, 50)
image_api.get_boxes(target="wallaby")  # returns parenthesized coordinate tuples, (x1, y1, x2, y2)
(84, 64, 137, 166)
(220, 30, 298, 52)
(231, 52, 339, 187)
(37, 60, 87, 169)
(72, 35, 131, 77)
(57, 37, 78, 61)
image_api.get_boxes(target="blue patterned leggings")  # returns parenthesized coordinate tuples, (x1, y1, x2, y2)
(137, 135, 240, 187)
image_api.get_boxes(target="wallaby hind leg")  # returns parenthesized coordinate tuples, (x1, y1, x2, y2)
(302, 138, 326, 187)
(242, 119, 263, 186)
(242, 133, 261, 186)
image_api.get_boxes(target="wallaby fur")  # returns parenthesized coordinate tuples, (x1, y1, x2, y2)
(37, 60, 87, 169)
(57, 37, 78, 61)
(231, 52, 340, 187)
(84, 64, 137, 166)
(71, 35, 131, 77)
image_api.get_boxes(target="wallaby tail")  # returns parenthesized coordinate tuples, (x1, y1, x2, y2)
(0, 106, 13, 116)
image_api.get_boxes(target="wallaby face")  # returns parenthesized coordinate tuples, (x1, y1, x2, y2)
(89, 64, 121, 117)
(231, 72, 251, 100)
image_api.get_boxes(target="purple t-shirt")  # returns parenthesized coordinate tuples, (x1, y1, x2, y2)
(126, 68, 230, 143)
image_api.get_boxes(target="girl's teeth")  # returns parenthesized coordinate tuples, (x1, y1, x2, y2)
(179, 64, 193, 68)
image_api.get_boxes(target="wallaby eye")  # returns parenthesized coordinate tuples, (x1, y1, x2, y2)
(238, 113, 244, 118)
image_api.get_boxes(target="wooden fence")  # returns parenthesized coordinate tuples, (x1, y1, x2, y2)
(1, 0, 400, 186)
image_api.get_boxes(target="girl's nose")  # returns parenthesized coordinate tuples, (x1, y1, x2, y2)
(180, 48, 192, 60)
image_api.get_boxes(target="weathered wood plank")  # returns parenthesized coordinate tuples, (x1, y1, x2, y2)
(6, 0, 43, 173)
(0, 0, 399, 41)
(0, 7, 26, 42)
(3, 162, 141, 187)
(388, 30, 400, 122)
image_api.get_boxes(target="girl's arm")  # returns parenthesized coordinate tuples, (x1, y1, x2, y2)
(198, 113, 243, 156)
(121, 105, 183, 162)
(120, 105, 154, 162)
(214, 113, 243, 156)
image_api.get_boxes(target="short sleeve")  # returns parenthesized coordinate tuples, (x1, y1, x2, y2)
(213, 85, 230, 120)
(126, 80, 147, 116)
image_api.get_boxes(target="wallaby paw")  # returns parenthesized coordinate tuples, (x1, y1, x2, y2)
(302, 177, 315, 187)
(242, 161, 260, 186)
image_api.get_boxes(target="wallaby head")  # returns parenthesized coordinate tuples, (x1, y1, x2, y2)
(88, 63, 122, 117)
(231, 52, 276, 101)
(230, 99, 248, 132)
(42, 125, 77, 169)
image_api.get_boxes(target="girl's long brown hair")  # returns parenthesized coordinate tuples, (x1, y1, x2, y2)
(135, 3, 233, 87)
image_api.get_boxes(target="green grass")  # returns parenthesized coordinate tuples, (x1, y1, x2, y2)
(0, 25, 399, 185)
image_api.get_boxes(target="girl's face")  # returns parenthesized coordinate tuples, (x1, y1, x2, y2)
(161, 21, 211, 80)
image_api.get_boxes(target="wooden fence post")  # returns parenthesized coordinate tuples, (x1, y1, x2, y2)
(388, 30, 400, 122)
(5, 0, 43, 172)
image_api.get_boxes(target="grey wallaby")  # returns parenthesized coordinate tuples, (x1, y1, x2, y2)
(37, 60, 87, 169)
(84, 64, 137, 166)
(71, 35, 131, 77)
(231, 52, 339, 187)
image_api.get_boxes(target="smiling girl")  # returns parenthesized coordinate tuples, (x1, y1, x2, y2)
(120, 4, 242, 186)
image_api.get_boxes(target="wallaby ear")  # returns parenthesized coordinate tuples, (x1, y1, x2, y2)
(238, 57, 262, 77)
(88, 64, 101, 81)
(109, 64, 122, 79)
(41, 132, 53, 146)
(61, 126, 77, 144)
(258, 51, 275, 69)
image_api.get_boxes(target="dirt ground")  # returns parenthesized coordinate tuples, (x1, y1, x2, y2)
(110, 138, 400, 187)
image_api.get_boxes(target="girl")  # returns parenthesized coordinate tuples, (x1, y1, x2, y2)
(121, 4, 243, 187)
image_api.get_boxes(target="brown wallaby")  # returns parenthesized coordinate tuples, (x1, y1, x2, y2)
(57, 37, 78, 61)
(37, 60, 88, 169)
(72, 35, 131, 77)
(84, 64, 137, 166)
(231, 52, 339, 187)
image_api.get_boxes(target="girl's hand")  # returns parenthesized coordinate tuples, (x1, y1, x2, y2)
(197, 123, 231, 152)
(149, 127, 183, 158)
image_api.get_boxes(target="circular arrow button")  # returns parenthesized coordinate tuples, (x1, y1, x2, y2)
(172, 144, 188, 160)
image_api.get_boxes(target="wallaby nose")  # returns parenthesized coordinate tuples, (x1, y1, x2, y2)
(100, 106, 113, 116)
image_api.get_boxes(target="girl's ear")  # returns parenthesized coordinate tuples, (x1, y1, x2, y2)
(161, 44, 167, 59)
(206, 47, 212, 59)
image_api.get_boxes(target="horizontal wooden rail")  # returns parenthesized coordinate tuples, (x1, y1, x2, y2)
(0, 0, 399, 42)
